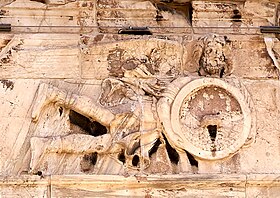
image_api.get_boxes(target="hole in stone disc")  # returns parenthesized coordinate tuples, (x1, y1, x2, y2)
(207, 125, 217, 142)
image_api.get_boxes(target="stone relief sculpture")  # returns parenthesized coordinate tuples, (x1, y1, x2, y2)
(183, 34, 232, 78)
(197, 35, 232, 77)
(0, 36, 23, 66)
(30, 34, 255, 175)
(158, 77, 255, 161)
(264, 37, 280, 78)
(30, 83, 115, 173)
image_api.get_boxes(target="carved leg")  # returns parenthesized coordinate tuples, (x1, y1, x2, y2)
(32, 83, 59, 122)
(30, 134, 112, 173)
(32, 83, 115, 126)
(122, 129, 160, 169)
(177, 150, 192, 173)
(67, 94, 115, 126)
(29, 136, 49, 173)
(139, 129, 161, 168)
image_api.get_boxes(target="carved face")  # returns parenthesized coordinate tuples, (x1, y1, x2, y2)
(199, 35, 229, 75)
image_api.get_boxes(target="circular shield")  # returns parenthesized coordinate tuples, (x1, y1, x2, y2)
(159, 78, 254, 160)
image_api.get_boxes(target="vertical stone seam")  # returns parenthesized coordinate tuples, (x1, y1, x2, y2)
(47, 175, 52, 198)
(78, 41, 83, 81)
(79, 0, 82, 80)
(93, 0, 97, 31)
(180, 34, 184, 73)
(278, 80, 280, 137)
(275, 3, 280, 26)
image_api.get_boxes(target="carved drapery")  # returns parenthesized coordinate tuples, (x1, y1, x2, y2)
(29, 35, 255, 175)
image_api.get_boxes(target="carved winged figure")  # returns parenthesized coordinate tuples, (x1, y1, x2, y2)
(30, 49, 170, 173)
(29, 34, 248, 175)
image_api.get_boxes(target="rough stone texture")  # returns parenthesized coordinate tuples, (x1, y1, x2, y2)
(1, 0, 280, 197)
(0, 176, 50, 197)
(0, 34, 80, 78)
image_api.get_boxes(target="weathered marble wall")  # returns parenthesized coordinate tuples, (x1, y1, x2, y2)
(1, 0, 280, 197)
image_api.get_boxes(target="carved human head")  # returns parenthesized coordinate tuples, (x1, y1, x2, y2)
(199, 34, 232, 76)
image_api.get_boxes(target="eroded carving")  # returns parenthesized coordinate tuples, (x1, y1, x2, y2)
(0, 79, 14, 91)
(158, 77, 255, 161)
(185, 34, 232, 77)
(29, 35, 254, 175)
(0, 37, 23, 66)
(199, 35, 231, 77)
(30, 86, 166, 174)
(264, 37, 280, 78)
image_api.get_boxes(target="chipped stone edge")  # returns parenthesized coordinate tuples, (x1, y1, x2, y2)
(1, 174, 280, 187)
